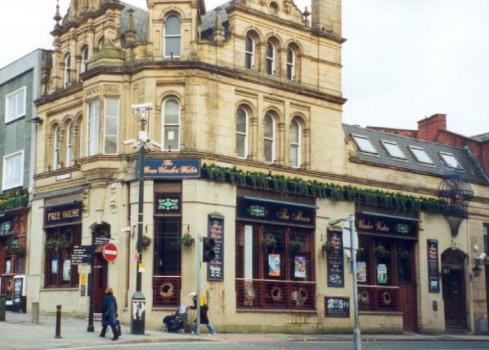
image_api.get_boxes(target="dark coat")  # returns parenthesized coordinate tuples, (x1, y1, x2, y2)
(101, 293, 118, 327)
(192, 299, 210, 325)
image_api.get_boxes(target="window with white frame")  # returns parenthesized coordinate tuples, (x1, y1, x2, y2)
(80, 46, 89, 74)
(439, 152, 463, 169)
(66, 122, 74, 167)
(162, 98, 180, 151)
(104, 98, 119, 154)
(164, 15, 181, 57)
(88, 100, 100, 156)
(352, 135, 378, 154)
(53, 126, 62, 169)
(5, 87, 26, 123)
(236, 107, 249, 159)
(290, 118, 301, 167)
(409, 146, 433, 164)
(381, 140, 406, 159)
(287, 47, 296, 81)
(63, 53, 71, 87)
(266, 41, 276, 75)
(245, 35, 255, 70)
(264, 112, 276, 163)
(2, 150, 24, 190)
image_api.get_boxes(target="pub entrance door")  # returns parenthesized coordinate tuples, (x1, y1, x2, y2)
(442, 249, 467, 332)
(93, 253, 108, 313)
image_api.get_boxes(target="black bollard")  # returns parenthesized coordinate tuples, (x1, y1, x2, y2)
(55, 305, 62, 339)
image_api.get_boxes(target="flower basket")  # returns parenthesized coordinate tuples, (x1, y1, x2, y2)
(375, 244, 390, 258)
(288, 238, 304, 255)
(181, 233, 194, 247)
(322, 241, 335, 254)
(142, 235, 152, 250)
(46, 236, 72, 252)
(264, 233, 277, 250)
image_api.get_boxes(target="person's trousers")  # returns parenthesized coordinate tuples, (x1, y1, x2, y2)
(192, 322, 216, 335)
(100, 324, 118, 338)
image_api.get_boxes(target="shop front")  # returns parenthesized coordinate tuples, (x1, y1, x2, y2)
(0, 212, 27, 312)
(355, 210, 419, 332)
(235, 196, 316, 311)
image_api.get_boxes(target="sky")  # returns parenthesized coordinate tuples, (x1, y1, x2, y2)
(0, 0, 487, 137)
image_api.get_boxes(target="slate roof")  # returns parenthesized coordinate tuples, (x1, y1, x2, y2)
(472, 132, 489, 143)
(119, 1, 148, 42)
(343, 124, 489, 185)
(201, 1, 231, 37)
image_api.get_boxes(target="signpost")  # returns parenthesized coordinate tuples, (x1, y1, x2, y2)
(102, 243, 118, 263)
(72, 246, 93, 265)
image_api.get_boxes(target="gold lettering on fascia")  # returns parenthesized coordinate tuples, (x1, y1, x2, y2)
(276, 208, 311, 223)
(47, 208, 80, 222)
(144, 165, 198, 175)
(358, 219, 390, 233)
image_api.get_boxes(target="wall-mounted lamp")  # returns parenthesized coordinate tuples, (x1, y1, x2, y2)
(30, 116, 43, 124)
(473, 252, 486, 277)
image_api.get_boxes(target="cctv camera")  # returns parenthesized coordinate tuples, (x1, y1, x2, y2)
(131, 103, 153, 111)
(476, 252, 487, 261)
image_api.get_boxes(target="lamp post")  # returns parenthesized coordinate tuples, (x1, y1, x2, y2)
(126, 103, 154, 335)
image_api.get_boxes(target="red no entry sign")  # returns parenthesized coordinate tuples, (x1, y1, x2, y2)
(102, 243, 118, 263)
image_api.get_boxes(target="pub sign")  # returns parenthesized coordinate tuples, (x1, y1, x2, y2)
(355, 213, 417, 239)
(155, 194, 181, 214)
(140, 159, 200, 179)
(237, 197, 315, 228)
(44, 203, 82, 228)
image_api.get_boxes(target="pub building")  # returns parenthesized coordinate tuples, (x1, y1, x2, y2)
(0, 211, 28, 312)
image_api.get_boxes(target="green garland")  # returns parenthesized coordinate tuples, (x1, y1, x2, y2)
(202, 164, 467, 218)
(0, 190, 29, 213)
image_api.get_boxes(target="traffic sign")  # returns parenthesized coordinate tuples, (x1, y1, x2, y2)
(102, 243, 119, 263)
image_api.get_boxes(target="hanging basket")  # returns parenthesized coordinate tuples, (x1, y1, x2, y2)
(181, 233, 194, 247)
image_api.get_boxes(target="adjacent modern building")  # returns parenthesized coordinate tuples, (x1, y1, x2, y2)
(0, 49, 51, 311)
(23, 0, 489, 335)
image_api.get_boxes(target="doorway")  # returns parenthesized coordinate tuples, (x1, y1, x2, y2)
(93, 253, 108, 313)
(442, 249, 467, 332)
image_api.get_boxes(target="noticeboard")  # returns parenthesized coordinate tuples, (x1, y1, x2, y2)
(207, 215, 224, 281)
(325, 296, 350, 318)
(327, 230, 344, 288)
(427, 239, 440, 293)
(72, 245, 93, 265)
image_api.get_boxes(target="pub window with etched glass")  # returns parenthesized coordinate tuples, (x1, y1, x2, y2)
(235, 223, 315, 309)
(44, 227, 80, 288)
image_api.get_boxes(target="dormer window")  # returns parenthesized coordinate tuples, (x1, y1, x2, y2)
(266, 41, 276, 75)
(381, 140, 406, 159)
(352, 135, 377, 154)
(245, 35, 255, 70)
(63, 53, 71, 88)
(164, 15, 181, 58)
(409, 146, 433, 164)
(439, 152, 463, 169)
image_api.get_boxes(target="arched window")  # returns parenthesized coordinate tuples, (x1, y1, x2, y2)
(290, 118, 301, 167)
(66, 122, 74, 167)
(53, 126, 61, 169)
(162, 98, 180, 151)
(164, 15, 181, 57)
(266, 41, 276, 75)
(245, 35, 255, 70)
(63, 53, 71, 87)
(236, 107, 248, 159)
(264, 112, 276, 163)
(287, 46, 296, 81)
(80, 46, 89, 74)
(97, 37, 105, 51)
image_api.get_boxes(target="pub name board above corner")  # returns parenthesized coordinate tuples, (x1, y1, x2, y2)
(44, 203, 82, 228)
(237, 197, 315, 227)
(140, 159, 201, 179)
(355, 213, 417, 239)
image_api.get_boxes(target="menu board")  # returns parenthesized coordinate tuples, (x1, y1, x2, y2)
(327, 230, 344, 288)
(427, 239, 440, 293)
(325, 297, 350, 318)
(207, 215, 224, 281)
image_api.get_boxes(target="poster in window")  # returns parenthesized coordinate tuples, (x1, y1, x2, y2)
(207, 215, 225, 281)
(5, 259, 11, 274)
(63, 260, 71, 282)
(268, 254, 281, 277)
(51, 258, 58, 274)
(294, 256, 307, 279)
(377, 263, 388, 284)
(427, 239, 440, 293)
(327, 230, 344, 287)
(356, 261, 367, 283)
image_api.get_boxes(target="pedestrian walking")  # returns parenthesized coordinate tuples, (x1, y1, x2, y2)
(189, 292, 216, 336)
(100, 287, 119, 341)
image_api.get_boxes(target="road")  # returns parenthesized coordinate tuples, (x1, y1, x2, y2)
(55, 340, 489, 350)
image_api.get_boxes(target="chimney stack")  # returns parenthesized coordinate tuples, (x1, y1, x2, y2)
(311, 0, 342, 37)
(417, 114, 447, 141)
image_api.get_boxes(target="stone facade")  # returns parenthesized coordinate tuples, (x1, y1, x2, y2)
(23, 0, 489, 335)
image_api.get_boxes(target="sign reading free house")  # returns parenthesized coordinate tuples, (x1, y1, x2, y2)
(44, 202, 82, 228)
(140, 159, 201, 179)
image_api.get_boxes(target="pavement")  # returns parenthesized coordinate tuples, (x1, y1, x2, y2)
(1, 311, 489, 350)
